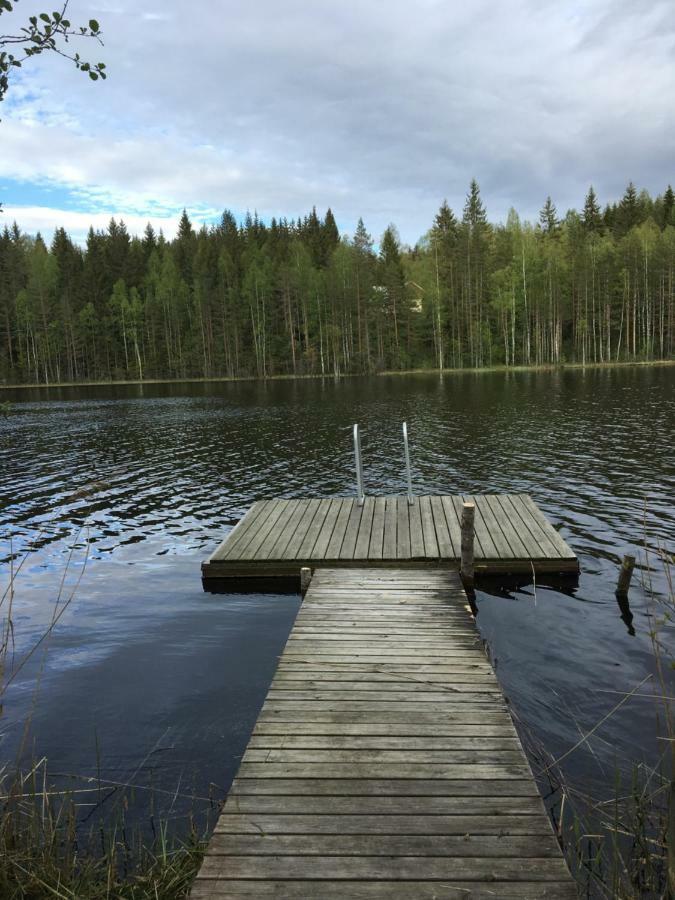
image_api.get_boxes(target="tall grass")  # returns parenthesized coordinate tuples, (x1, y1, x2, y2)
(521, 542, 675, 898)
(0, 758, 207, 899)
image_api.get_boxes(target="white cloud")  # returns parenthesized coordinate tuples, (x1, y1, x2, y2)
(2, 0, 674, 241)
(1, 205, 185, 243)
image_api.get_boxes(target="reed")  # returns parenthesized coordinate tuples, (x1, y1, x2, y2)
(0, 757, 208, 898)
(519, 541, 674, 898)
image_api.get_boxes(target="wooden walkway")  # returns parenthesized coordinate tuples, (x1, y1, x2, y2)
(191, 568, 576, 898)
(202, 494, 578, 586)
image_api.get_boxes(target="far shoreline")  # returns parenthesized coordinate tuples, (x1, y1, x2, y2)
(0, 358, 673, 391)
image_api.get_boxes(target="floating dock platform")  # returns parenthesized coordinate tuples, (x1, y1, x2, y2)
(191, 568, 576, 898)
(202, 494, 578, 588)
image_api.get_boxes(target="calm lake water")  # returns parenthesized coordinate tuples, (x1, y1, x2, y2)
(0, 366, 674, 846)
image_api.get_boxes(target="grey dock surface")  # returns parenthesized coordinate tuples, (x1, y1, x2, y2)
(191, 568, 576, 899)
(202, 494, 578, 586)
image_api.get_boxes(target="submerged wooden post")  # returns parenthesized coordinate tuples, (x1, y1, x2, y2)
(460, 501, 475, 590)
(615, 554, 635, 597)
(300, 567, 312, 595)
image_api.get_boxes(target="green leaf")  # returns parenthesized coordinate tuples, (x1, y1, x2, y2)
(89, 18, 100, 31)
(88, 71, 98, 80)
(39, 12, 50, 22)
(29, 15, 37, 25)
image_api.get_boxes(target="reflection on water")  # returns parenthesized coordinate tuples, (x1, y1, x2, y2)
(0, 366, 673, 834)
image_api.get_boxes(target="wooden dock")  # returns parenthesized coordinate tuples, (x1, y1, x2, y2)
(202, 494, 578, 587)
(191, 568, 576, 898)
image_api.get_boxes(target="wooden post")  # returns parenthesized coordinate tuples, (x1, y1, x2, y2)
(460, 501, 475, 590)
(615, 554, 635, 597)
(300, 567, 312, 595)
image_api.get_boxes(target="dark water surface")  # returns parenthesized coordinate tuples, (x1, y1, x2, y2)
(0, 366, 673, 841)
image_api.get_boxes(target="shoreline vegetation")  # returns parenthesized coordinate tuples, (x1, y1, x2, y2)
(1, 181, 673, 388)
(0, 357, 673, 391)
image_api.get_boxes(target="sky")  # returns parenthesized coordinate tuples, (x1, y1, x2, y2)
(1, 0, 674, 245)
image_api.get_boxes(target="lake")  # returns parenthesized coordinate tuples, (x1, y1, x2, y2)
(0, 365, 673, 848)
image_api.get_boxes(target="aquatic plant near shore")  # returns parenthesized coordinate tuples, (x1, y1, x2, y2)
(519, 542, 675, 898)
(0, 757, 208, 898)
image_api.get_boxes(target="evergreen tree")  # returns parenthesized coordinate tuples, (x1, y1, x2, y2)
(462, 179, 488, 231)
(616, 182, 640, 235)
(583, 187, 602, 232)
(539, 196, 559, 233)
(661, 185, 674, 229)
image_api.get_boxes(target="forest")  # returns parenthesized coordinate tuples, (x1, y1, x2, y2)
(0, 179, 673, 384)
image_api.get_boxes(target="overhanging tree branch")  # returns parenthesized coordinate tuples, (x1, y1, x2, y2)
(0, 0, 105, 106)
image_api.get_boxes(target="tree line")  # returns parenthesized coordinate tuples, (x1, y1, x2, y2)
(0, 180, 673, 384)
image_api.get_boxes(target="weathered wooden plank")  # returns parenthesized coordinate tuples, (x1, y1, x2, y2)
(213, 500, 273, 560)
(256, 710, 514, 724)
(198, 856, 572, 881)
(417, 497, 440, 559)
(264, 498, 306, 558)
(272, 673, 500, 685)
(281, 499, 322, 558)
(295, 498, 332, 558)
(473, 495, 515, 559)
(191, 880, 578, 898)
(209, 832, 562, 857)
(325, 498, 354, 559)
(430, 495, 453, 556)
(382, 497, 398, 559)
(247, 735, 520, 750)
(408, 496, 425, 558)
(312, 498, 344, 559)
(209, 502, 265, 561)
(229, 776, 540, 796)
(484, 494, 531, 559)
(243, 748, 526, 764)
(260, 499, 299, 559)
(236, 762, 529, 778)
(507, 494, 562, 558)
(519, 494, 577, 558)
(221, 794, 541, 814)
(339, 498, 365, 559)
(396, 496, 412, 559)
(214, 814, 554, 836)
(237, 499, 290, 560)
(440, 495, 463, 556)
(352, 497, 375, 559)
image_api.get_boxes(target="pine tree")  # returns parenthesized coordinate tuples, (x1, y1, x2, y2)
(539, 196, 559, 233)
(142, 223, 157, 259)
(616, 182, 640, 235)
(379, 226, 407, 366)
(353, 218, 373, 255)
(661, 185, 674, 229)
(583, 187, 602, 232)
(175, 209, 195, 284)
(462, 179, 488, 232)
(322, 208, 340, 254)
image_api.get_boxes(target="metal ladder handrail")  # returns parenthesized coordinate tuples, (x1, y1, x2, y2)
(353, 423, 365, 506)
(402, 421, 414, 505)
(352, 422, 414, 506)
